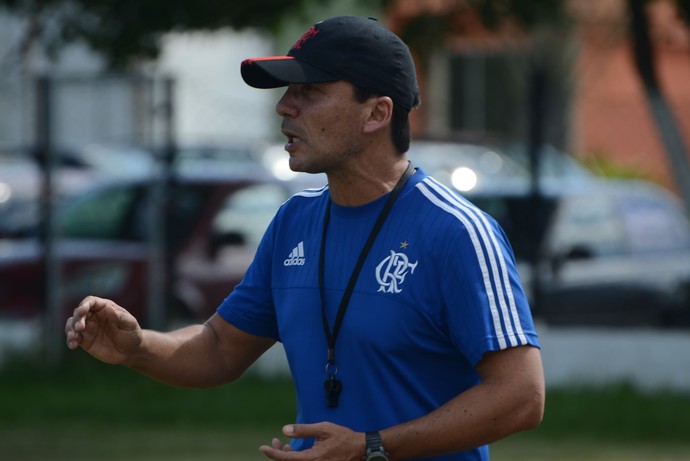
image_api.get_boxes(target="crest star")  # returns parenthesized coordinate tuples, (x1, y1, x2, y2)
(400, 241, 409, 249)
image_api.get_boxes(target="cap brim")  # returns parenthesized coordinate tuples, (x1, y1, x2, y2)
(241, 56, 340, 88)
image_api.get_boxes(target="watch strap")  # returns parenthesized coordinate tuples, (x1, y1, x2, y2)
(365, 431, 387, 457)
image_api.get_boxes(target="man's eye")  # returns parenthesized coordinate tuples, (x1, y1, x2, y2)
(301, 84, 315, 94)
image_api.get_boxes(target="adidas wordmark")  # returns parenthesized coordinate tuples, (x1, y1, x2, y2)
(284, 241, 306, 266)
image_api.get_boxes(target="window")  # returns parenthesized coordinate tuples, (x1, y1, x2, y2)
(449, 52, 525, 136)
(618, 191, 690, 253)
(549, 194, 626, 257)
(472, 195, 556, 261)
(58, 186, 138, 240)
(212, 183, 288, 248)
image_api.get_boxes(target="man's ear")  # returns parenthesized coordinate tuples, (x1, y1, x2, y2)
(362, 96, 393, 134)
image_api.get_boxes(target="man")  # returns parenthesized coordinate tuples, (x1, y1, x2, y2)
(66, 16, 544, 461)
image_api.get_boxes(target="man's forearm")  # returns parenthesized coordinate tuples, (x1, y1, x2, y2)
(381, 346, 545, 460)
(381, 380, 543, 459)
(125, 323, 232, 388)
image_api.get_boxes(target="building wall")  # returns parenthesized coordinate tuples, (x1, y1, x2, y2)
(573, 0, 690, 191)
(0, 11, 276, 150)
(388, 0, 690, 193)
(156, 28, 277, 146)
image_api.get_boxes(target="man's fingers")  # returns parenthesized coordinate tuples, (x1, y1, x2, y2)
(65, 309, 81, 349)
(259, 446, 300, 461)
(74, 296, 106, 314)
(65, 296, 106, 349)
(66, 332, 82, 349)
(71, 298, 95, 330)
(71, 296, 116, 331)
(283, 422, 331, 439)
(259, 443, 297, 460)
(260, 423, 348, 460)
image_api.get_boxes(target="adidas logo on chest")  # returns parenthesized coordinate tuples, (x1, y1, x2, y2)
(284, 241, 306, 266)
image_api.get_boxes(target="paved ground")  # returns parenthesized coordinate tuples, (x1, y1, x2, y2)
(537, 322, 690, 392)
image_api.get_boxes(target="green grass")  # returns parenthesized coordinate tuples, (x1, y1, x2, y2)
(492, 384, 690, 460)
(534, 384, 690, 443)
(2, 352, 690, 460)
(0, 352, 297, 429)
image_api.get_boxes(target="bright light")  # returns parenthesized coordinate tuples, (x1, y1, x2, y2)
(262, 145, 299, 181)
(271, 157, 298, 181)
(0, 182, 11, 203)
(451, 167, 477, 192)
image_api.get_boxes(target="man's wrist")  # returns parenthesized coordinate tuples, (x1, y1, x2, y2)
(364, 431, 389, 461)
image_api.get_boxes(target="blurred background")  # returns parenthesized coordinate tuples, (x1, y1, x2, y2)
(1, 0, 690, 459)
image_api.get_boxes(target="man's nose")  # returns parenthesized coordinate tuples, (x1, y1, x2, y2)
(275, 85, 298, 118)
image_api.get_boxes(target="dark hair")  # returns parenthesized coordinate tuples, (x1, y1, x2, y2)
(353, 85, 411, 154)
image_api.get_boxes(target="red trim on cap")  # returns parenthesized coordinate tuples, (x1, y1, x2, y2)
(242, 56, 295, 65)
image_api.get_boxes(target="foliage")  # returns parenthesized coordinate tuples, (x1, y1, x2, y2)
(5, 0, 686, 71)
(384, 0, 571, 72)
(469, 0, 564, 30)
(0, 0, 366, 69)
(580, 152, 657, 183)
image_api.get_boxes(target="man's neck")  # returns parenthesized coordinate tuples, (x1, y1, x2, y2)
(326, 157, 410, 206)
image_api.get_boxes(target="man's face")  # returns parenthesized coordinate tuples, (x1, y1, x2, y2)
(276, 80, 372, 175)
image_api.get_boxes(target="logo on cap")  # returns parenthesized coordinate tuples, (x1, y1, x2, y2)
(292, 26, 320, 50)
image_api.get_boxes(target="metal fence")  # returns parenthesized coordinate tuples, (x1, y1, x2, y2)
(1, 74, 175, 366)
(2, 74, 171, 149)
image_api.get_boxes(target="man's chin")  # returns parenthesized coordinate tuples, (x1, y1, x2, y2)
(288, 159, 313, 174)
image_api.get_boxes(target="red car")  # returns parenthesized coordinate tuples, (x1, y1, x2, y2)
(0, 169, 324, 325)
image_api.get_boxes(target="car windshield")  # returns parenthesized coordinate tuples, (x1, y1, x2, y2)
(0, 195, 40, 237)
(470, 194, 557, 261)
(55, 182, 215, 247)
(408, 142, 528, 193)
(0, 179, 217, 250)
(617, 191, 690, 253)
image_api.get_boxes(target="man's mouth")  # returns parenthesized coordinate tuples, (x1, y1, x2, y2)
(284, 132, 302, 152)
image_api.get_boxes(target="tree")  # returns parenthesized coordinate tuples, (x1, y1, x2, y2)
(628, 0, 690, 215)
(384, 0, 690, 208)
(0, 0, 344, 68)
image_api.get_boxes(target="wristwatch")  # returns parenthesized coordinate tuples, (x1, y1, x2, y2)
(364, 431, 389, 461)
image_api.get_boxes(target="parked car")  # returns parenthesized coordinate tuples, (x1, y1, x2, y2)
(4, 138, 688, 328)
(408, 140, 690, 327)
(407, 140, 530, 193)
(0, 149, 103, 238)
(0, 141, 291, 240)
(0, 168, 325, 324)
(469, 179, 690, 327)
(407, 140, 594, 193)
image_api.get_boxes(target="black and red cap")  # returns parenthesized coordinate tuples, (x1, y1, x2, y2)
(241, 16, 420, 112)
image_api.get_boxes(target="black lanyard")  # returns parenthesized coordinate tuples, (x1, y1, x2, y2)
(318, 161, 415, 408)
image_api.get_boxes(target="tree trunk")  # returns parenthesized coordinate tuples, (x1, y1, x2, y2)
(628, 0, 690, 214)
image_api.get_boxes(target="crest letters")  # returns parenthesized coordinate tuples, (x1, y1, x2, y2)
(376, 250, 418, 293)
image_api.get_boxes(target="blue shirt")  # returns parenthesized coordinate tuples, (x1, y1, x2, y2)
(218, 168, 539, 460)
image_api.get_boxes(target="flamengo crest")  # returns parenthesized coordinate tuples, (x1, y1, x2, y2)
(375, 250, 418, 293)
(292, 26, 320, 50)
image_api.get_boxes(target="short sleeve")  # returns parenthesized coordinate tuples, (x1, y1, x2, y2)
(440, 210, 539, 367)
(217, 218, 280, 341)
